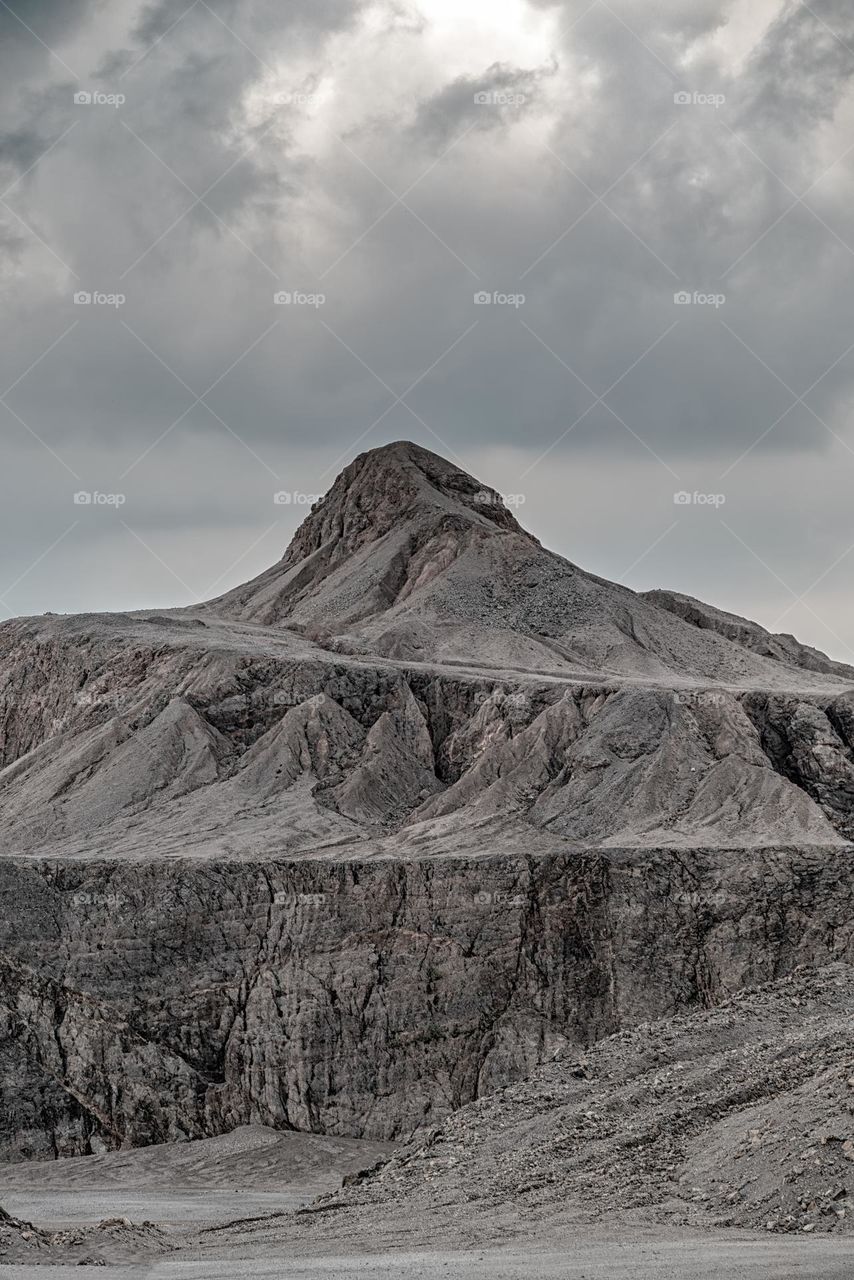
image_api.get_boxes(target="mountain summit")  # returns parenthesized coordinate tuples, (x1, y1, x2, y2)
(208, 441, 854, 685)
(283, 440, 528, 558)
(207, 440, 531, 648)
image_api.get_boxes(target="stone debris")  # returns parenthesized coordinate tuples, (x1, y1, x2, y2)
(0, 1203, 168, 1265)
(319, 965, 854, 1237)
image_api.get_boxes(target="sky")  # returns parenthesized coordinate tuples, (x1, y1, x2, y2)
(2, 0, 854, 660)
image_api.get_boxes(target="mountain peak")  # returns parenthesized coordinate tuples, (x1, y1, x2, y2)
(205, 440, 532, 633)
(204, 442, 854, 688)
(280, 440, 525, 570)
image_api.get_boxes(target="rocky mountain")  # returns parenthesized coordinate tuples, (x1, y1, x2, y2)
(3, 442, 854, 862)
(1, 441, 853, 1166)
(209, 441, 854, 686)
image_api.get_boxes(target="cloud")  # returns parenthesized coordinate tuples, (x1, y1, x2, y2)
(411, 61, 554, 144)
(742, 0, 854, 130)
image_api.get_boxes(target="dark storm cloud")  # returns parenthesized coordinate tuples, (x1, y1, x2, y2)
(128, 0, 361, 44)
(743, 0, 854, 129)
(412, 62, 555, 144)
(5, 0, 853, 462)
(0, 121, 57, 173)
(0, 0, 90, 163)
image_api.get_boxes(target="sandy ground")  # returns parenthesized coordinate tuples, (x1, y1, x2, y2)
(0, 1126, 390, 1234)
(2, 1232, 854, 1278)
(1, 1189, 309, 1230)
(3, 1124, 854, 1276)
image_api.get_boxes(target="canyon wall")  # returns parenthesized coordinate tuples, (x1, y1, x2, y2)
(1, 844, 851, 1161)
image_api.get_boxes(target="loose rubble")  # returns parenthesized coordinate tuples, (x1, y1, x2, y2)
(0, 1204, 169, 1266)
(317, 965, 854, 1238)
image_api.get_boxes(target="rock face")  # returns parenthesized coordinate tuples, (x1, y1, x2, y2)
(1, 848, 853, 1159)
(1, 441, 853, 1164)
(327, 965, 854, 1237)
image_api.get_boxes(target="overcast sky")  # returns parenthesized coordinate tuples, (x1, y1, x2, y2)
(2, 0, 854, 659)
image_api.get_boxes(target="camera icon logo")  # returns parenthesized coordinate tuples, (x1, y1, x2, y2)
(674, 291, 692, 305)
(273, 491, 292, 505)
(74, 90, 93, 105)
(474, 291, 492, 305)
(73, 291, 92, 305)
(673, 91, 692, 105)
(473, 91, 491, 105)
(273, 291, 292, 305)
(74, 491, 92, 505)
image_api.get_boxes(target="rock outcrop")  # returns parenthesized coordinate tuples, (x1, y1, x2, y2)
(645, 588, 854, 681)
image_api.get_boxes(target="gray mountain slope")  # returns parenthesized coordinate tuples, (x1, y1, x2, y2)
(2, 442, 854, 859)
(645, 587, 854, 679)
(208, 442, 854, 686)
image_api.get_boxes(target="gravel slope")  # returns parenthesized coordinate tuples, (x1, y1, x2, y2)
(300, 965, 854, 1240)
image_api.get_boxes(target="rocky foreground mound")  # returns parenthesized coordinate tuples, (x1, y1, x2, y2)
(318, 965, 854, 1239)
(0, 1204, 169, 1267)
(0, 1124, 388, 1266)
